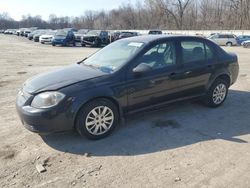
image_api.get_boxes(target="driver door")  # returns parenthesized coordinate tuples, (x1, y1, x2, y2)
(126, 40, 182, 111)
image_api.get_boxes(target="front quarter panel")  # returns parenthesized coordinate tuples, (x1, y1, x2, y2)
(59, 73, 127, 127)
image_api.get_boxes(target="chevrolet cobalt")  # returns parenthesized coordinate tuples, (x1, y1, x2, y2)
(16, 35, 239, 139)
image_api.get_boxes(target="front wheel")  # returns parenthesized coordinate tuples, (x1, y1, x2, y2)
(204, 79, 229, 107)
(76, 99, 119, 139)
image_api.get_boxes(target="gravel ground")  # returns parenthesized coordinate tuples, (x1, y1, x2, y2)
(0, 35, 250, 188)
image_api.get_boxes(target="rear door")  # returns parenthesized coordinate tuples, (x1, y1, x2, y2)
(218, 34, 228, 45)
(177, 39, 216, 97)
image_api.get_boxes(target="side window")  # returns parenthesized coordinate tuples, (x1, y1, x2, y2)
(205, 44, 214, 60)
(139, 41, 176, 70)
(219, 35, 227, 38)
(211, 35, 218, 39)
(181, 41, 206, 63)
(227, 35, 233, 38)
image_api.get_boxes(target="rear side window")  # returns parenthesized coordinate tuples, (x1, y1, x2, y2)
(181, 41, 206, 63)
(205, 44, 214, 60)
(227, 35, 235, 38)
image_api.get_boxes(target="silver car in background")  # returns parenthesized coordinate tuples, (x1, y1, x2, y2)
(39, 30, 56, 44)
(208, 34, 237, 46)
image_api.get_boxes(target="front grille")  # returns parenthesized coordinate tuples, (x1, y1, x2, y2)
(83, 37, 96, 42)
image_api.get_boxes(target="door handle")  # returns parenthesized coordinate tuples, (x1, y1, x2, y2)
(150, 76, 169, 85)
(207, 64, 214, 69)
(184, 71, 192, 75)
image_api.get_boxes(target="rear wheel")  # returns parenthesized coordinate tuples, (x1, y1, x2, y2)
(226, 42, 232, 47)
(76, 99, 119, 139)
(204, 79, 229, 107)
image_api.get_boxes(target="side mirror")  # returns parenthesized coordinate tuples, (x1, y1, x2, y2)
(133, 63, 152, 76)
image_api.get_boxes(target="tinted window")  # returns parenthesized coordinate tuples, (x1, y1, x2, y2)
(181, 41, 206, 63)
(205, 44, 214, 60)
(139, 41, 176, 70)
(219, 35, 227, 38)
(227, 35, 235, 38)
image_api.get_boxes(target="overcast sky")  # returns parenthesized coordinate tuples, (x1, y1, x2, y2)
(0, 0, 141, 21)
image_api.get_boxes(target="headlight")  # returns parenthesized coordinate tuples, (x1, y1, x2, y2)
(31, 92, 65, 109)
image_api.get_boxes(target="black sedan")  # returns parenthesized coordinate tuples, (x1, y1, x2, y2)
(16, 35, 239, 139)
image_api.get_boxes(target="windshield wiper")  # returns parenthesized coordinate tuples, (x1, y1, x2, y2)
(77, 57, 87, 64)
(82, 62, 100, 70)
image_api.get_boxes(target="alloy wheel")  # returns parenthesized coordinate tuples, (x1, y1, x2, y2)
(212, 83, 227, 104)
(85, 106, 114, 135)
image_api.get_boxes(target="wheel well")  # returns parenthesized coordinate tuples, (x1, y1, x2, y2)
(216, 74, 231, 86)
(73, 96, 121, 129)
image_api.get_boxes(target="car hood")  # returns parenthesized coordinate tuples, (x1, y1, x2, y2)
(23, 64, 106, 94)
(83, 34, 98, 38)
(242, 40, 250, 44)
(40, 34, 54, 38)
(75, 33, 85, 37)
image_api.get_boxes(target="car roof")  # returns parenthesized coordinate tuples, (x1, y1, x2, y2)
(121, 35, 207, 44)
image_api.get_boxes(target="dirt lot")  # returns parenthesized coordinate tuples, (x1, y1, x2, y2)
(0, 34, 250, 188)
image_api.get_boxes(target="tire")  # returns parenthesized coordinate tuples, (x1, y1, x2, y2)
(226, 42, 232, 47)
(81, 43, 86, 47)
(76, 98, 119, 140)
(52, 43, 55, 46)
(204, 79, 229, 108)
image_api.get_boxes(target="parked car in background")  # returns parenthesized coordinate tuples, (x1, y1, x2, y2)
(23, 29, 31, 37)
(20, 28, 28, 36)
(208, 34, 237, 46)
(39, 30, 56, 44)
(52, 29, 76, 46)
(148, 30, 162, 35)
(28, 29, 43, 40)
(236, 35, 250, 45)
(109, 31, 121, 42)
(16, 28, 26, 36)
(16, 35, 239, 139)
(63, 28, 78, 32)
(117, 31, 138, 40)
(23, 28, 37, 37)
(0, 30, 5, 33)
(4, 29, 16, 34)
(81, 30, 109, 47)
(242, 40, 250, 48)
(74, 29, 89, 43)
(33, 30, 49, 42)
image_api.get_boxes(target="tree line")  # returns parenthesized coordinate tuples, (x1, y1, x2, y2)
(1, 0, 250, 30)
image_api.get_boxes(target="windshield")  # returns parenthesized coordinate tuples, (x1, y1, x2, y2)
(45, 31, 55, 35)
(87, 30, 100, 35)
(78, 29, 88, 34)
(83, 40, 144, 73)
(56, 30, 67, 36)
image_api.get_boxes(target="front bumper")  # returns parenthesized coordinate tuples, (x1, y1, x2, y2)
(40, 38, 52, 43)
(16, 90, 74, 134)
(81, 38, 96, 46)
(52, 39, 66, 45)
